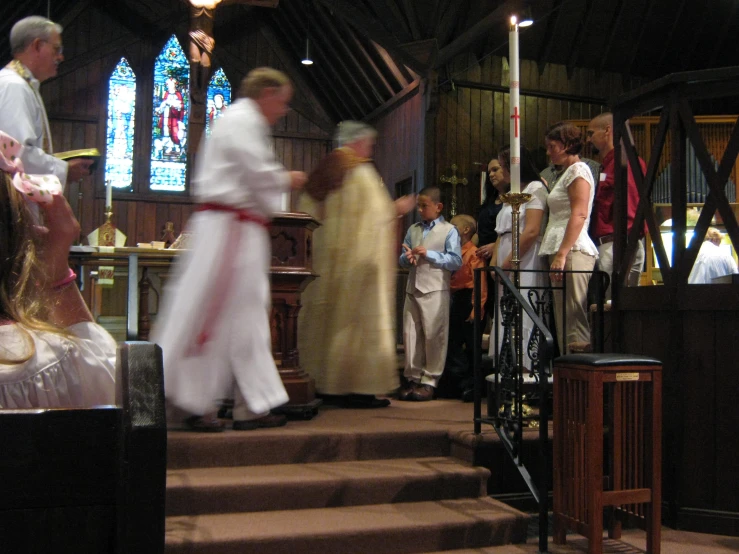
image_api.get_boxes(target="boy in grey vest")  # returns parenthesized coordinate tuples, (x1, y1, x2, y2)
(398, 186, 462, 401)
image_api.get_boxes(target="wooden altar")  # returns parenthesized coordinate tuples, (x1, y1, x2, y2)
(69, 212, 321, 418)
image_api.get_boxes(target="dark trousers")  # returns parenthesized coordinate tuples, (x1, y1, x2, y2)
(440, 289, 479, 396)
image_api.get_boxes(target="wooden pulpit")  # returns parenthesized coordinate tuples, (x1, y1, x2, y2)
(269, 212, 321, 418)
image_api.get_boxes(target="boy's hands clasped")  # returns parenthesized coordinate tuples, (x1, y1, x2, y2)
(402, 243, 428, 266)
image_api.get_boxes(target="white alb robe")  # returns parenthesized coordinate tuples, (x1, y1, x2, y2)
(152, 98, 291, 417)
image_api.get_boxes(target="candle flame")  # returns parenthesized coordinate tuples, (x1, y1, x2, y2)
(510, 15, 517, 25)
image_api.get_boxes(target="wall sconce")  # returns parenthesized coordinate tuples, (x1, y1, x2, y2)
(301, 38, 313, 65)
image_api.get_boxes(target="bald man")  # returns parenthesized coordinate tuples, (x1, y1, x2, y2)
(586, 112, 647, 298)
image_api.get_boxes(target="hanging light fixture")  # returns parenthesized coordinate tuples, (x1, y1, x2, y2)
(302, 38, 313, 65)
(519, 7, 534, 27)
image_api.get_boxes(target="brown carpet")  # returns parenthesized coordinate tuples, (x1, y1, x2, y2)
(165, 399, 530, 553)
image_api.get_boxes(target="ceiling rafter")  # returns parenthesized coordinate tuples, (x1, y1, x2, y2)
(682, 4, 710, 71)
(624, 0, 656, 78)
(400, 0, 423, 41)
(271, 4, 359, 121)
(258, 20, 336, 131)
(597, 0, 626, 77)
(313, 0, 428, 75)
(312, 4, 388, 104)
(345, 32, 398, 98)
(434, 0, 464, 51)
(709, 2, 739, 68)
(654, 0, 687, 73)
(369, 39, 410, 89)
(371, 0, 414, 43)
(565, 0, 595, 79)
(435, 0, 517, 69)
(536, 0, 563, 75)
(289, 0, 377, 113)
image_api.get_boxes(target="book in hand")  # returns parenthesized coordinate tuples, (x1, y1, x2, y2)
(54, 148, 101, 171)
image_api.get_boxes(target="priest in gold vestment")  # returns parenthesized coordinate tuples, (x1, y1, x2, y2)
(298, 122, 414, 408)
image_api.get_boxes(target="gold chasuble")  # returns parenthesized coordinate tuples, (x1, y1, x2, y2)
(297, 148, 399, 396)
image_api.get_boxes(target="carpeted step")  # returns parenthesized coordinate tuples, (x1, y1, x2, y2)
(166, 456, 490, 516)
(165, 496, 530, 554)
(167, 427, 453, 469)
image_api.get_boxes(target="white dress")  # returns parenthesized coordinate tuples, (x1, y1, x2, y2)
(0, 322, 116, 409)
(151, 98, 291, 417)
(489, 180, 549, 368)
(539, 162, 598, 257)
(688, 241, 738, 284)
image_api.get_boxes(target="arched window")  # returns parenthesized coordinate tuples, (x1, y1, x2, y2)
(104, 58, 136, 190)
(150, 35, 190, 192)
(205, 67, 231, 137)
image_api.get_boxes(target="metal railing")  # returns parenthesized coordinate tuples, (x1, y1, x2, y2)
(473, 266, 609, 553)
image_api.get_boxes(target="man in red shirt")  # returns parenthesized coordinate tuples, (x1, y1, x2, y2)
(586, 112, 647, 299)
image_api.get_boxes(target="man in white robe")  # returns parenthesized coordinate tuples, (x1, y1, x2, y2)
(0, 16, 92, 186)
(152, 68, 307, 431)
(688, 227, 738, 284)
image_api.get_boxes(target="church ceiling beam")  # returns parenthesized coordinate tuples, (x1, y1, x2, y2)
(370, 40, 411, 89)
(282, 0, 370, 118)
(363, 77, 420, 123)
(271, 3, 362, 121)
(565, 0, 595, 79)
(536, 0, 563, 75)
(258, 21, 337, 132)
(58, 0, 91, 28)
(430, 0, 453, 40)
(434, 0, 464, 55)
(345, 33, 397, 98)
(596, 0, 626, 77)
(435, 0, 517, 69)
(654, 0, 687, 74)
(708, 2, 739, 69)
(680, 3, 709, 72)
(313, 0, 428, 75)
(624, 0, 655, 78)
(312, 4, 387, 104)
(371, 0, 414, 44)
(400, 0, 423, 41)
(96, 0, 184, 40)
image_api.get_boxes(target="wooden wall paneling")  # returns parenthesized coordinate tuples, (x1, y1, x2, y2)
(713, 310, 739, 512)
(125, 201, 138, 244)
(492, 91, 503, 154)
(678, 310, 716, 510)
(436, 94, 449, 190)
(481, 90, 493, 165)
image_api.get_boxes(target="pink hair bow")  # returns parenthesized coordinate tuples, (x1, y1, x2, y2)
(0, 131, 62, 204)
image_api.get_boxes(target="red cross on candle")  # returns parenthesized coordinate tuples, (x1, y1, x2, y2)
(511, 106, 520, 138)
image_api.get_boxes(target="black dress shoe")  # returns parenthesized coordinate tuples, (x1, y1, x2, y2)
(461, 388, 475, 403)
(397, 381, 417, 401)
(184, 415, 225, 432)
(340, 394, 391, 409)
(411, 384, 435, 402)
(232, 413, 287, 431)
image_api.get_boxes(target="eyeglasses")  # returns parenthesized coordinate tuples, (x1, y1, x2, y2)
(41, 40, 63, 55)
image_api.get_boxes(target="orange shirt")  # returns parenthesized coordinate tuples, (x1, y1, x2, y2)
(450, 240, 488, 314)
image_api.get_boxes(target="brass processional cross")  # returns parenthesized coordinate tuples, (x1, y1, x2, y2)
(440, 164, 467, 217)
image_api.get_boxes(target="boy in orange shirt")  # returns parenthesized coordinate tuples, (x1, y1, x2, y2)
(440, 214, 487, 402)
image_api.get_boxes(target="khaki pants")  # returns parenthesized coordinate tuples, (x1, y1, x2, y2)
(403, 289, 450, 387)
(596, 239, 645, 301)
(549, 250, 596, 355)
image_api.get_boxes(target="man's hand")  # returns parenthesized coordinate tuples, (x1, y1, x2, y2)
(67, 158, 94, 182)
(394, 194, 416, 217)
(289, 171, 308, 190)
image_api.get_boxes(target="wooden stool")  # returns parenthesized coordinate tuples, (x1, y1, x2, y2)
(553, 353, 662, 554)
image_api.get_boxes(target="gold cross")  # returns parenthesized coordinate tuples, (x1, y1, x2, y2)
(440, 164, 468, 216)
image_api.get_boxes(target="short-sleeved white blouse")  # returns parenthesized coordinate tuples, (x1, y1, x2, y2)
(539, 161, 598, 257)
(0, 322, 116, 409)
(494, 180, 549, 238)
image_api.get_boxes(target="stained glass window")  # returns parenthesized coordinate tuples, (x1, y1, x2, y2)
(150, 35, 190, 191)
(205, 68, 231, 138)
(104, 58, 136, 190)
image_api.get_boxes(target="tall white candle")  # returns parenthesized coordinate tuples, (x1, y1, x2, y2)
(106, 179, 113, 208)
(480, 170, 486, 204)
(509, 16, 521, 194)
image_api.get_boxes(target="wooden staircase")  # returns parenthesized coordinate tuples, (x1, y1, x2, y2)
(164, 400, 530, 553)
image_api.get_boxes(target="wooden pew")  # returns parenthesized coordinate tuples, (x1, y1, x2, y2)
(0, 342, 166, 554)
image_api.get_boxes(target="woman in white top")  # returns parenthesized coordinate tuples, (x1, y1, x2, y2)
(489, 146, 549, 368)
(0, 132, 116, 409)
(539, 122, 598, 355)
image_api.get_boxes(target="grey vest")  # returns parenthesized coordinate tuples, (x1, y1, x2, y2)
(405, 221, 453, 294)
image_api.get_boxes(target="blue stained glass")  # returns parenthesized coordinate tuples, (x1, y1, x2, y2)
(205, 68, 231, 138)
(104, 58, 136, 190)
(150, 35, 189, 191)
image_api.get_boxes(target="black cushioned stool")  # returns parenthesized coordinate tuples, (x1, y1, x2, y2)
(552, 353, 662, 554)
